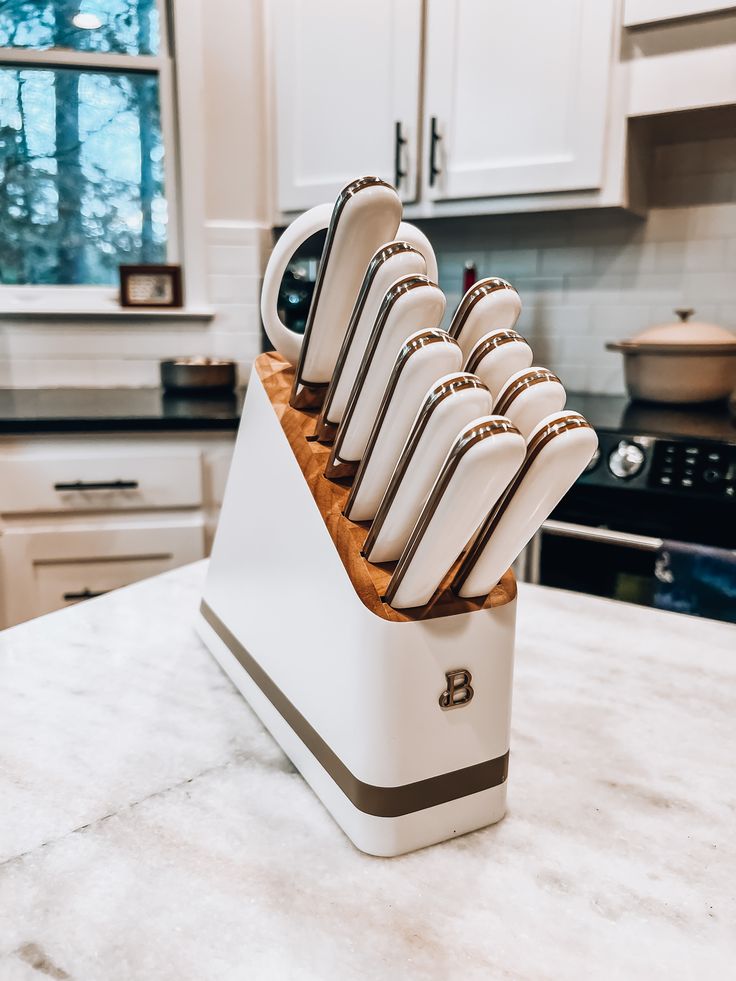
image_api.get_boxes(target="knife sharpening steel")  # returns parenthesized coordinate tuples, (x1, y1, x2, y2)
(196, 352, 517, 857)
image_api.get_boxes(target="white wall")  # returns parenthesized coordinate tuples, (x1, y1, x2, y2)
(420, 136, 736, 394)
(0, 0, 269, 389)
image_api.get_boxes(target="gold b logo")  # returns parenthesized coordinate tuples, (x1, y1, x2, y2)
(439, 669, 474, 710)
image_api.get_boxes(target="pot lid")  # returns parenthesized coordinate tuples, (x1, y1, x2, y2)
(608, 308, 736, 352)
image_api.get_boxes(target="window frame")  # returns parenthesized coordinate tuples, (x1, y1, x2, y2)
(0, 0, 183, 312)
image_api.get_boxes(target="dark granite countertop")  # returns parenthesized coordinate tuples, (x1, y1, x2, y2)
(1, 386, 734, 442)
(0, 387, 245, 434)
(566, 392, 736, 444)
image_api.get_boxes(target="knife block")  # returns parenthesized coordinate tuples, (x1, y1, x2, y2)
(196, 352, 517, 857)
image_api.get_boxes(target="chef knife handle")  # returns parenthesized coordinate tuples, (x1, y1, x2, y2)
(394, 121, 407, 190)
(429, 116, 442, 188)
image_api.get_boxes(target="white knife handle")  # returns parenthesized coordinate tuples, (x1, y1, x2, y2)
(364, 373, 493, 564)
(260, 202, 333, 366)
(455, 411, 598, 598)
(386, 416, 526, 610)
(295, 180, 402, 388)
(330, 278, 446, 466)
(465, 329, 534, 401)
(345, 329, 463, 523)
(397, 221, 438, 282)
(494, 367, 567, 441)
(449, 278, 522, 360)
(318, 245, 427, 433)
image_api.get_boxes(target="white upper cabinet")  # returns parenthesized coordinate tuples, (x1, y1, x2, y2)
(423, 0, 617, 200)
(624, 0, 736, 26)
(269, 0, 422, 212)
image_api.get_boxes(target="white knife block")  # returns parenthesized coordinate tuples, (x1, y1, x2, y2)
(196, 353, 517, 857)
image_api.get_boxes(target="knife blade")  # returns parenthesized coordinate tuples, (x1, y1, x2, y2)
(313, 241, 427, 443)
(325, 276, 446, 479)
(448, 277, 522, 361)
(363, 373, 493, 564)
(344, 328, 463, 523)
(454, 411, 598, 598)
(493, 367, 567, 440)
(384, 415, 526, 609)
(290, 176, 402, 409)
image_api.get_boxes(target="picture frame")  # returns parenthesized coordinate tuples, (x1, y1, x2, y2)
(119, 264, 183, 308)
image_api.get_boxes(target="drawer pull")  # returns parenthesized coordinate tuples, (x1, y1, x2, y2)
(63, 588, 109, 602)
(53, 479, 140, 492)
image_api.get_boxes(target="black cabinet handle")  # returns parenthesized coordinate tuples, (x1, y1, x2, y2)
(394, 120, 407, 190)
(429, 116, 442, 188)
(53, 479, 139, 492)
(63, 588, 109, 601)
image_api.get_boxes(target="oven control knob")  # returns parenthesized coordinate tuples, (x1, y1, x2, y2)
(608, 440, 645, 479)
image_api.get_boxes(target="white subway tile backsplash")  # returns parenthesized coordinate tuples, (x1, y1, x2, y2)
(424, 139, 735, 395)
(207, 245, 258, 276)
(640, 206, 693, 242)
(208, 273, 261, 305)
(0, 220, 269, 387)
(487, 249, 539, 278)
(2, 137, 734, 395)
(593, 243, 657, 276)
(683, 238, 728, 272)
(540, 247, 595, 277)
(691, 203, 736, 238)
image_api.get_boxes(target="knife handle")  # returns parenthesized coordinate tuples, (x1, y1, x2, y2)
(260, 202, 333, 367)
(455, 412, 598, 599)
(364, 373, 492, 564)
(345, 329, 463, 523)
(493, 366, 566, 441)
(315, 244, 427, 440)
(385, 416, 526, 610)
(448, 278, 522, 360)
(327, 277, 446, 475)
(464, 329, 533, 402)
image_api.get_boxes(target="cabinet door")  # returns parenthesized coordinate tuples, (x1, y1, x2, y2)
(270, 0, 422, 211)
(424, 0, 617, 200)
(0, 516, 205, 628)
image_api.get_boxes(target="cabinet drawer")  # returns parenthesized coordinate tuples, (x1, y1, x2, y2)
(36, 556, 180, 616)
(0, 449, 203, 514)
(0, 516, 205, 626)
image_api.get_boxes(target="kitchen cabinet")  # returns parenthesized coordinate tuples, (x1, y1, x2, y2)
(423, 0, 617, 200)
(1, 516, 204, 626)
(268, 0, 628, 218)
(626, 8, 736, 116)
(269, 0, 423, 211)
(623, 0, 736, 26)
(0, 433, 234, 628)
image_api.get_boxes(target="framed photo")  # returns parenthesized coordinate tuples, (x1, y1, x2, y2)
(119, 264, 183, 308)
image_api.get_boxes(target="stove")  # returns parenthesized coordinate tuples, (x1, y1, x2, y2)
(523, 393, 736, 619)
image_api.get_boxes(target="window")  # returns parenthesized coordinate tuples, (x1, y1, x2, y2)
(0, 1, 174, 288)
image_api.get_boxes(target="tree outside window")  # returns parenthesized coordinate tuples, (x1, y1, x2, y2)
(0, 0, 170, 286)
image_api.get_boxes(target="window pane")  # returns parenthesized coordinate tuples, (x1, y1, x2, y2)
(0, 1, 160, 57)
(0, 67, 167, 285)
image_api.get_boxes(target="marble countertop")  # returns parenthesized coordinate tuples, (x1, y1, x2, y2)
(1, 562, 734, 980)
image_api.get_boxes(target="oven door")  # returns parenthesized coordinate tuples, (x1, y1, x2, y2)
(526, 520, 662, 608)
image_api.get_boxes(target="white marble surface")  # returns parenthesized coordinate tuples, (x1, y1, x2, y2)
(1, 561, 734, 980)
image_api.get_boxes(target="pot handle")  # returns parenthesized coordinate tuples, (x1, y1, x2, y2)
(260, 202, 333, 366)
